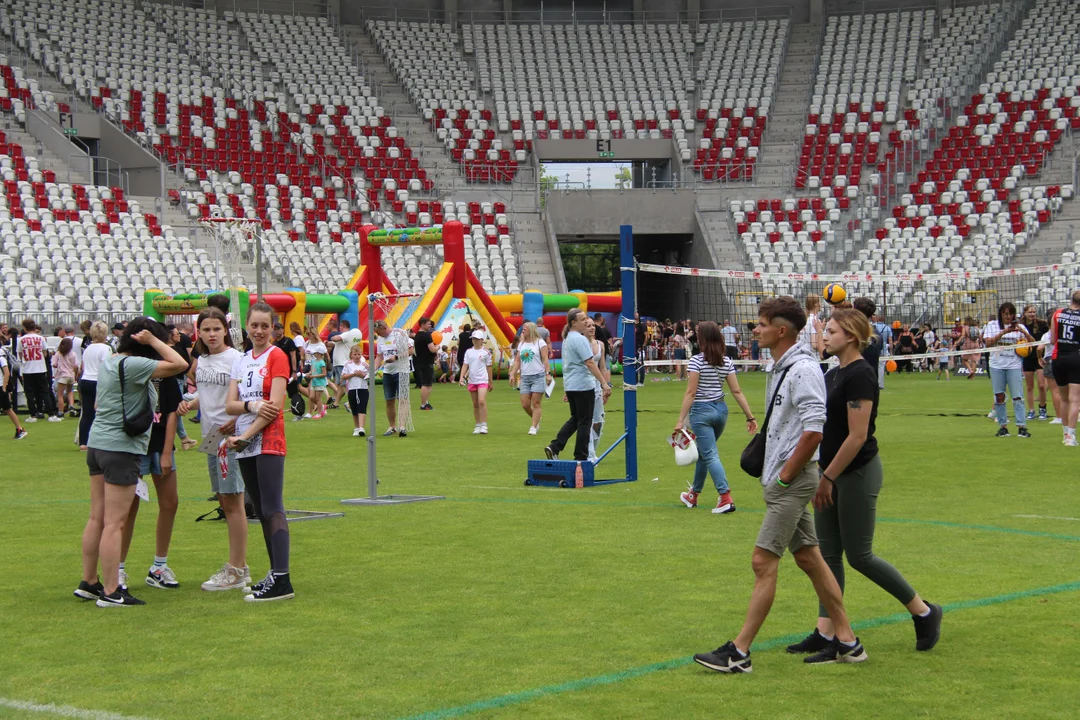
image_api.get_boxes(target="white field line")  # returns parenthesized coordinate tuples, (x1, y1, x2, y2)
(1014, 514, 1080, 522)
(0, 697, 152, 720)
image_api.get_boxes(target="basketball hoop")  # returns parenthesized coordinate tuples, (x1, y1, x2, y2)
(199, 217, 263, 349)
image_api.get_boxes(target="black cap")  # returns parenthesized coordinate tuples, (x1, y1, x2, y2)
(112, 323, 125, 331)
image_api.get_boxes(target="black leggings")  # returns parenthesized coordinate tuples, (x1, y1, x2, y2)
(78, 380, 97, 446)
(238, 455, 289, 573)
(551, 389, 596, 461)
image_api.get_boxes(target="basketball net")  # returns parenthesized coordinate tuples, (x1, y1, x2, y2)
(371, 292, 422, 433)
(200, 217, 261, 349)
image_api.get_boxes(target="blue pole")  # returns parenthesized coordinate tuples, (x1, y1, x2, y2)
(619, 224, 637, 482)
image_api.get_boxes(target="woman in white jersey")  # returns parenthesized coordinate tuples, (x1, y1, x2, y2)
(226, 303, 293, 602)
(77, 322, 112, 450)
(676, 321, 757, 514)
(585, 318, 609, 461)
(177, 308, 250, 592)
(982, 302, 1035, 438)
(509, 321, 551, 436)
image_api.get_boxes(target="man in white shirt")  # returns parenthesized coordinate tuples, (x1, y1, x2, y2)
(721, 320, 740, 360)
(372, 320, 408, 437)
(16, 320, 49, 421)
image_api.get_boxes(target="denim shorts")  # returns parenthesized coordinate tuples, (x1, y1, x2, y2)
(206, 451, 244, 495)
(382, 371, 400, 400)
(139, 452, 162, 477)
(519, 373, 546, 395)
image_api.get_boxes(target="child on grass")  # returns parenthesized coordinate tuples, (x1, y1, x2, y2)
(459, 330, 492, 435)
(308, 351, 329, 419)
(341, 345, 369, 437)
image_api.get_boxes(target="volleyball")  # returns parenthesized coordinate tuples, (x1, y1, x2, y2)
(822, 283, 847, 305)
(1015, 344, 1031, 358)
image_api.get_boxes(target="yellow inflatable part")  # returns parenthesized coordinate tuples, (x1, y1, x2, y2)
(490, 294, 524, 313)
(398, 263, 453, 330)
(466, 284, 512, 348)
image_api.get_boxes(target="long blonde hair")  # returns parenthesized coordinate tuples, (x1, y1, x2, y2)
(520, 321, 538, 343)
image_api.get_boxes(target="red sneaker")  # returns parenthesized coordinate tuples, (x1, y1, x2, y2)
(680, 488, 699, 508)
(712, 493, 736, 515)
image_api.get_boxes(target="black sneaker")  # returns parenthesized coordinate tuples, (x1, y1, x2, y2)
(244, 572, 294, 602)
(95, 588, 146, 608)
(693, 641, 752, 674)
(1017, 426, 1031, 439)
(244, 570, 273, 594)
(398, 430, 407, 437)
(786, 628, 832, 654)
(544, 445, 558, 460)
(913, 603, 943, 651)
(73, 580, 103, 600)
(804, 637, 868, 664)
(14, 428, 27, 440)
(995, 426, 1010, 438)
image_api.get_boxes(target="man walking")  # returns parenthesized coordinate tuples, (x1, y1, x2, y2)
(15, 319, 49, 422)
(694, 297, 867, 673)
(413, 317, 438, 410)
(373, 320, 408, 437)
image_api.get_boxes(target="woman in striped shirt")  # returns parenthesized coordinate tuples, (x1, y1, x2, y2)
(676, 321, 758, 514)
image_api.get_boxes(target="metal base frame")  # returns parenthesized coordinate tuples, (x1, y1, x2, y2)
(246, 509, 345, 523)
(340, 495, 445, 506)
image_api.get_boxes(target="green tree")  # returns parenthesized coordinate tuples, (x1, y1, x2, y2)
(614, 166, 632, 190)
(539, 162, 558, 208)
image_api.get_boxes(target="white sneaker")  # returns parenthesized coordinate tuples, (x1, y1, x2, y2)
(25, 416, 37, 423)
(1066, 436, 1078, 447)
(472, 425, 482, 434)
(304, 413, 312, 419)
(146, 565, 180, 589)
(201, 563, 249, 591)
(480, 424, 488, 435)
(1050, 418, 1063, 425)
(528, 426, 538, 435)
(48, 415, 63, 422)
(118, 569, 128, 590)
(352, 428, 363, 437)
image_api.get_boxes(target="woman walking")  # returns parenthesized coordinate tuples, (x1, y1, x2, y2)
(509, 321, 551, 435)
(226, 302, 294, 602)
(544, 309, 612, 461)
(1020, 305, 1049, 420)
(675, 321, 756, 514)
(983, 302, 1035, 438)
(785, 309, 942, 655)
(585, 317, 610, 462)
(177, 308, 249, 591)
(77, 322, 112, 450)
(1049, 292, 1080, 445)
(74, 318, 187, 607)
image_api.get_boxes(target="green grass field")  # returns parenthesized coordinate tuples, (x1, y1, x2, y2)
(1, 372, 1078, 720)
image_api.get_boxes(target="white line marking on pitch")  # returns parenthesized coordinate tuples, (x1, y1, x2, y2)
(0, 697, 153, 720)
(1014, 514, 1080, 522)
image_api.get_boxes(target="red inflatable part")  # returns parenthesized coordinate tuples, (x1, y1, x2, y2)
(586, 294, 622, 312)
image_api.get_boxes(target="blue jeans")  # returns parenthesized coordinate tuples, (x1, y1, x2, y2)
(689, 400, 729, 494)
(990, 366, 1026, 426)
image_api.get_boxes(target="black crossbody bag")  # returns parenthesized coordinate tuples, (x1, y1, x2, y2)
(119, 358, 154, 437)
(739, 366, 791, 478)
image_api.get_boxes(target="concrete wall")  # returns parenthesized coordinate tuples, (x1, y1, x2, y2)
(26, 109, 91, 180)
(546, 190, 696, 236)
(535, 138, 676, 162)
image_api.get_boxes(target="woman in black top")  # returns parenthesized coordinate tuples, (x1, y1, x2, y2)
(1020, 304, 1049, 420)
(895, 323, 916, 372)
(785, 309, 942, 656)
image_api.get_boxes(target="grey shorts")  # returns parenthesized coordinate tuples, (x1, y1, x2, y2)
(86, 447, 141, 487)
(756, 464, 819, 557)
(207, 450, 244, 495)
(518, 373, 546, 395)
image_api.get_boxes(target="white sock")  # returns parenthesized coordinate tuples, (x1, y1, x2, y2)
(153, 556, 167, 569)
(118, 562, 125, 572)
(821, 631, 834, 641)
(839, 638, 857, 647)
(917, 607, 932, 617)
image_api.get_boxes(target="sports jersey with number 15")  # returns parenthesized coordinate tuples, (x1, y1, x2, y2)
(231, 345, 290, 459)
(1054, 308, 1080, 357)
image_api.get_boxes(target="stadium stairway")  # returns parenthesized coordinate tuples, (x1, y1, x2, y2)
(757, 23, 820, 171)
(0, 116, 91, 186)
(508, 211, 558, 291)
(698, 209, 746, 270)
(342, 27, 463, 186)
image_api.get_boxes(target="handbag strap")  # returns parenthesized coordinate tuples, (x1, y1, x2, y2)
(760, 365, 792, 435)
(118, 357, 128, 420)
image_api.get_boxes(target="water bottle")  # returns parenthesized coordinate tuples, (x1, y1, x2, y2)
(574, 461, 583, 489)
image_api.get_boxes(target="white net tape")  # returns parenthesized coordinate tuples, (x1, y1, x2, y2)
(371, 293, 420, 433)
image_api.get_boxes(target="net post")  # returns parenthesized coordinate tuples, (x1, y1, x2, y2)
(619, 224, 638, 482)
(367, 292, 379, 500)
